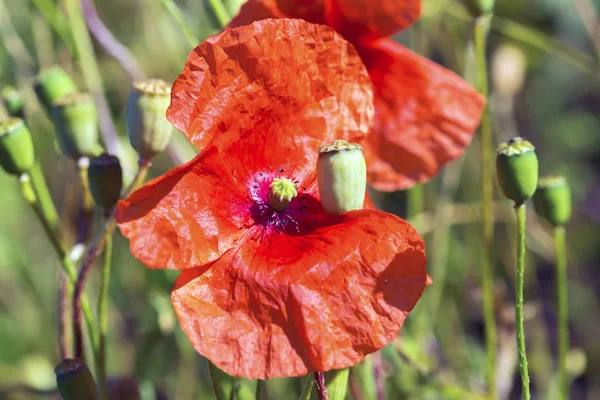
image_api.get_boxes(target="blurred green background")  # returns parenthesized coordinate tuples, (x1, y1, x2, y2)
(0, 0, 599, 399)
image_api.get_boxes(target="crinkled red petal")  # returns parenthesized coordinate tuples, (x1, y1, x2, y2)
(172, 209, 427, 378)
(359, 39, 485, 191)
(327, 0, 421, 42)
(167, 19, 373, 152)
(115, 147, 253, 270)
(229, 0, 327, 28)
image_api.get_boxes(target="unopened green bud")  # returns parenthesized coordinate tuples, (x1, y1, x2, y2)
(464, 0, 494, 17)
(52, 92, 101, 160)
(54, 358, 98, 400)
(496, 137, 538, 206)
(533, 175, 572, 226)
(317, 140, 366, 214)
(88, 154, 123, 209)
(0, 118, 35, 175)
(34, 67, 78, 112)
(127, 79, 173, 159)
(2, 86, 24, 118)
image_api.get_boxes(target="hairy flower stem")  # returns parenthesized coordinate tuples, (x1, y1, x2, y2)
(73, 159, 150, 359)
(554, 225, 569, 399)
(314, 372, 329, 400)
(474, 14, 498, 398)
(18, 173, 98, 356)
(515, 204, 531, 400)
(97, 212, 112, 400)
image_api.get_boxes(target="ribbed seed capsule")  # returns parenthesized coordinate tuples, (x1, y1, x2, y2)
(0, 118, 35, 176)
(1, 86, 24, 118)
(88, 154, 123, 210)
(496, 137, 539, 206)
(533, 175, 572, 226)
(127, 79, 173, 160)
(317, 140, 366, 214)
(52, 92, 101, 160)
(54, 358, 98, 400)
(34, 67, 78, 113)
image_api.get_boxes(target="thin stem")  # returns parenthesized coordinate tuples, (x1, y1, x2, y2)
(208, 361, 224, 400)
(162, 0, 199, 47)
(58, 273, 70, 359)
(313, 372, 328, 400)
(372, 352, 385, 400)
(515, 204, 531, 400)
(30, 0, 74, 54)
(73, 160, 150, 359)
(76, 158, 94, 250)
(80, 0, 146, 82)
(96, 214, 112, 400)
(406, 183, 424, 222)
(64, 0, 122, 158)
(474, 14, 497, 399)
(19, 173, 98, 355)
(554, 225, 569, 399)
(255, 380, 264, 400)
(207, 0, 231, 29)
(30, 163, 60, 237)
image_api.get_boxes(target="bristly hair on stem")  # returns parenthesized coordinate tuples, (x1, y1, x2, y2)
(314, 372, 329, 400)
(515, 204, 531, 400)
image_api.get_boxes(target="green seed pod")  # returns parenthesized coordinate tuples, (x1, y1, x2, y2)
(317, 140, 366, 214)
(533, 175, 572, 226)
(496, 137, 539, 206)
(0, 118, 35, 175)
(464, 0, 495, 17)
(52, 92, 101, 160)
(54, 358, 98, 400)
(34, 67, 78, 113)
(127, 79, 173, 160)
(87, 154, 123, 210)
(1, 86, 24, 118)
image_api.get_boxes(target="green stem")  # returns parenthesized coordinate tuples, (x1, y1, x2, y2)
(19, 173, 98, 355)
(515, 204, 531, 400)
(207, 0, 231, 29)
(162, 0, 199, 47)
(299, 375, 314, 400)
(474, 15, 497, 399)
(406, 184, 424, 221)
(97, 218, 112, 400)
(29, 162, 60, 236)
(208, 361, 224, 400)
(554, 225, 569, 399)
(255, 380, 264, 400)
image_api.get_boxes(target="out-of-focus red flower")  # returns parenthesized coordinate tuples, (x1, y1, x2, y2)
(116, 19, 427, 379)
(230, 0, 486, 191)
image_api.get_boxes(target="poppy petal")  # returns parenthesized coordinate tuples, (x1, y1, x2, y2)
(167, 19, 373, 153)
(327, 0, 421, 41)
(172, 209, 427, 378)
(359, 39, 485, 191)
(228, 0, 327, 28)
(115, 147, 253, 270)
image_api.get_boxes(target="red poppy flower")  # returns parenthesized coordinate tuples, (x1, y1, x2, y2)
(115, 19, 427, 379)
(229, 0, 486, 191)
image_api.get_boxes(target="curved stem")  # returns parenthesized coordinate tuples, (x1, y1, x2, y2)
(554, 225, 569, 399)
(73, 160, 151, 359)
(515, 205, 531, 400)
(80, 0, 145, 82)
(474, 14, 498, 399)
(58, 273, 69, 359)
(75, 158, 94, 251)
(96, 217, 112, 400)
(207, 0, 231, 29)
(314, 372, 328, 400)
(255, 380, 264, 400)
(19, 173, 98, 356)
(162, 0, 199, 47)
(208, 361, 224, 400)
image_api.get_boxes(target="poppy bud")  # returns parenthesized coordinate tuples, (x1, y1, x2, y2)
(51, 92, 101, 160)
(0, 118, 35, 176)
(464, 0, 494, 17)
(88, 154, 123, 210)
(2, 86, 24, 118)
(317, 139, 366, 214)
(496, 137, 538, 206)
(126, 79, 173, 160)
(492, 44, 527, 97)
(54, 358, 98, 400)
(533, 175, 572, 226)
(34, 67, 78, 113)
